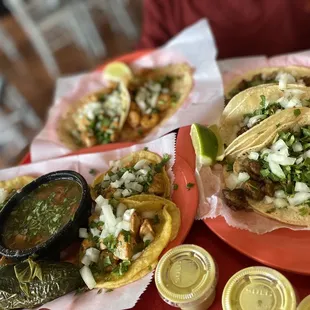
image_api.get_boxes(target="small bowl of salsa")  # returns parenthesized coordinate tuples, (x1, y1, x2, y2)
(0, 170, 92, 260)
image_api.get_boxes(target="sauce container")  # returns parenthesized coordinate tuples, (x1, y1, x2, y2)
(222, 266, 297, 310)
(298, 295, 310, 310)
(155, 244, 218, 310)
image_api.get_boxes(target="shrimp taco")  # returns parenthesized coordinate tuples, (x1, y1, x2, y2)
(0, 176, 35, 210)
(225, 66, 310, 105)
(221, 84, 310, 151)
(222, 108, 310, 226)
(91, 150, 171, 200)
(57, 82, 130, 150)
(120, 63, 193, 141)
(79, 195, 180, 289)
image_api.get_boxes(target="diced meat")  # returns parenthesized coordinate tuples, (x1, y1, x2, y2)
(148, 173, 165, 195)
(130, 212, 141, 237)
(114, 232, 136, 260)
(300, 76, 310, 86)
(99, 251, 118, 272)
(237, 79, 248, 92)
(222, 189, 249, 211)
(263, 181, 275, 197)
(241, 180, 265, 200)
(264, 71, 277, 82)
(237, 126, 248, 136)
(139, 219, 155, 241)
(242, 159, 262, 181)
(81, 238, 96, 253)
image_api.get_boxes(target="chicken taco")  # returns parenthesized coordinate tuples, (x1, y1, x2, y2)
(0, 176, 35, 211)
(91, 150, 171, 200)
(57, 82, 131, 150)
(120, 63, 193, 141)
(79, 195, 180, 289)
(221, 84, 310, 150)
(225, 66, 310, 105)
(222, 108, 310, 226)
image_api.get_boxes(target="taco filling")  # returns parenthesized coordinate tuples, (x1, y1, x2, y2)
(226, 71, 310, 105)
(237, 89, 310, 136)
(125, 74, 180, 137)
(93, 153, 171, 199)
(71, 85, 124, 147)
(79, 195, 179, 289)
(224, 126, 310, 217)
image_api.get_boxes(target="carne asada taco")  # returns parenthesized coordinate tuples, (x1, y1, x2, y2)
(225, 66, 310, 105)
(120, 63, 193, 141)
(79, 195, 180, 289)
(57, 82, 130, 150)
(220, 84, 310, 148)
(91, 150, 171, 200)
(0, 176, 35, 211)
(222, 108, 310, 226)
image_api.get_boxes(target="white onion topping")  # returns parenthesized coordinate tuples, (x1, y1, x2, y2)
(248, 152, 259, 160)
(79, 228, 89, 239)
(80, 266, 97, 289)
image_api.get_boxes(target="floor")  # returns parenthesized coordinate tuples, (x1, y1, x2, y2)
(0, 1, 142, 167)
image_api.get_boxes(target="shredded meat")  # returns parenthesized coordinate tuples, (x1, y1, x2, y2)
(222, 189, 249, 211)
(263, 181, 276, 197)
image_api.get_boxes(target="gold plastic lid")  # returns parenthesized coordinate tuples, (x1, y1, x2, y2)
(222, 266, 296, 310)
(298, 295, 310, 310)
(155, 244, 217, 305)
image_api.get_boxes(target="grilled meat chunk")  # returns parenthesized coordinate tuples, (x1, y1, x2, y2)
(222, 189, 249, 211)
(114, 231, 136, 260)
(130, 211, 141, 237)
(241, 180, 265, 200)
(139, 219, 155, 242)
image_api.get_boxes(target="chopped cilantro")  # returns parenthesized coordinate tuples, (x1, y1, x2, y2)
(152, 214, 160, 225)
(144, 240, 151, 248)
(113, 260, 131, 276)
(109, 198, 119, 208)
(155, 154, 171, 172)
(276, 123, 281, 128)
(106, 289, 114, 293)
(299, 207, 309, 216)
(75, 287, 88, 295)
(294, 109, 301, 117)
(103, 235, 117, 252)
(143, 147, 149, 151)
(89, 168, 97, 175)
(260, 95, 266, 107)
(97, 289, 103, 294)
(186, 183, 195, 190)
(266, 208, 276, 214)
(122, 230, 131, 243)
(173, 184, 178, 190)
(103, 256, 112, 267)
(148, 265, 152, 271)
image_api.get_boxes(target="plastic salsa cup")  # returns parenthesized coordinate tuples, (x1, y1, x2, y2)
(222, 266, 297, 310)
(155, 244, 218, 310)
(298, 295, 310, 310)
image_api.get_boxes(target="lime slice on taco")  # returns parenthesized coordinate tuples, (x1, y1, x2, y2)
(190, 123, 224, 166)
(103, 61, 132, 84)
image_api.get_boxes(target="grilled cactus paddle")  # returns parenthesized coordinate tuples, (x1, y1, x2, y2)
(0, 258, 84, 309)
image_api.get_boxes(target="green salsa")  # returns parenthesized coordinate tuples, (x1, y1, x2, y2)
(3, 180, 82, 250)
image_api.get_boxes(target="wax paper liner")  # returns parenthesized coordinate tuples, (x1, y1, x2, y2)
(30, 18, 223, 162)
(0, 133, 176, 310)
(197, 49, 310, 234)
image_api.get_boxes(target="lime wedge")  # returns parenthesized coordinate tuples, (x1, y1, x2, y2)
(190, 123, 223, 166)
(102, 61, 133, 84)
(208, 124, 224, 161)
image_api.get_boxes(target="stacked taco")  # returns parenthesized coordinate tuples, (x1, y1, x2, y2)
(57, 63, 193, 150)
(79, 150, 180, 289)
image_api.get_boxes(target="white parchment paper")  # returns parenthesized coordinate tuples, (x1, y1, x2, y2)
(30, 19, 223, 162)
(0, 134, 176, 310)
(197, 50, 310, 234)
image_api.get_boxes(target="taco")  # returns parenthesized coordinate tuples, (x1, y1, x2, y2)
(91, 150, 171, 200)
(220, 84, 310, 150)
(57, 82, 130, 150)
(79, 195, 180, 289)
(222, 108, 310, 226)
(0, 176, 35, 210)
(225, 66, 310, 105)
(120, 63, 193, 141)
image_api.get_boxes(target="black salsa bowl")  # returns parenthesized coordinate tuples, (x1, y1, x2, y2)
(0, 170, 92, 260)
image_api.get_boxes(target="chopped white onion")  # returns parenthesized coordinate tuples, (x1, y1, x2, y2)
(225, 174, 239, 190)
(122, 189, 131, 197)
(132, 252, 142, 261)
(277, 73, 295, 89)
(79, 228, 89, 239)
(110, 179, 124, 189)
(143, 232, 154, 243)
(246, 115, 266, 128)
(269, 161, 286, 179)
(86, 247, 100, 263)
(275, 190, 286, 198)
(295, 182, 310, 193)
(95, 195, 108, 206)
(123, 209, 135, 221)
(292, 142, 303, 153)
(102, 204, 116, 227)
(288, 192, 310, 206)
(80, 266, 97, 289)
(81, 255, 91, 266)
(264, 196, 274, 204)
(120, 220, 130, 232)
(116, 203, 127, 218)
(100, 228, 109, 239)
(304, 150, 310, 159)
(277, 147, 289, 156)
(248, 152, 259, 160)
(113, 189, 122, 199)
(90, 228, 100, 237)
(134, 159, 150, 170)
(267, 154, 296, 166)
(274, 198, 288, 209)
(271, 139, 287, 152)
(296, 156, 304, 165)
(237, 172, 250, 183)
(103, 174, 110, 181)
(94, 204, 102, 214)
